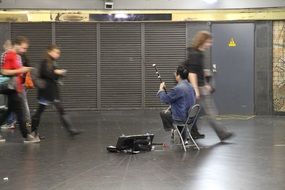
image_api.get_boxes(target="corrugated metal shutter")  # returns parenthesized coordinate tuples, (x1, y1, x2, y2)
(100, 23, 142, 108)
(145, 23, 186, 107)
(8, 22, 208, 110)
(0, 23, 10, 52)
(11, 23, 52, 110)
(255, 21, 273, 114)
(55, 23, 97, 110)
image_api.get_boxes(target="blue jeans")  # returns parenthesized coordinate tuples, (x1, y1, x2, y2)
(7, 112, 16, 125)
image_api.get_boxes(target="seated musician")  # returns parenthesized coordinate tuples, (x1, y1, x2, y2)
(157, 65, 196, 141)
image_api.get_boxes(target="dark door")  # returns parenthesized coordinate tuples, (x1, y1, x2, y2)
(211, 23, 254, 114)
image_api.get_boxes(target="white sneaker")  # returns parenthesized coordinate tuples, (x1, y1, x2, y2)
(33, 132, 41, 142)
(0, 135, 6, 143)
(24, 134, 40, 143)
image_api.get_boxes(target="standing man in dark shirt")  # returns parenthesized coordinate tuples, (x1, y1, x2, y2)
(158, 65, 196, 141)
(184, 31, 233, 141)
(20, 53, 32, 128)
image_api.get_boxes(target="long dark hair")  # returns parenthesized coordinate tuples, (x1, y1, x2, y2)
(191, 31, 212, 50)
(45, 44, 60, 69)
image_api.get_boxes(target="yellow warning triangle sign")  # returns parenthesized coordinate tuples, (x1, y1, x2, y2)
(228, 37, 237, 47)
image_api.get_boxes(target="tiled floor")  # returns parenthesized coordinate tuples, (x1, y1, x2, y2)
(0, 110, 284, 190)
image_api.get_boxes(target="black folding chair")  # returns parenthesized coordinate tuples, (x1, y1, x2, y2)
(173, 104, 201, 151)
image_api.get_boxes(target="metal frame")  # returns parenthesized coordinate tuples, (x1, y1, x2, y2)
(173, 104, 201, 151)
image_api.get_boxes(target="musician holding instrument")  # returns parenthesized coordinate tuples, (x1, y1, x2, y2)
(157, 65, 196, 142)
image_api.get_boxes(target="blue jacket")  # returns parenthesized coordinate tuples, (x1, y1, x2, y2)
(158, 80, 196, 122)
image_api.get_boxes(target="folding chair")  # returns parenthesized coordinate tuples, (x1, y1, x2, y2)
(173, 104, 201, 151)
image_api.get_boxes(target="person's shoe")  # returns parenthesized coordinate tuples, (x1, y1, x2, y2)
(7, 122, 16, 129)
(0, 135, 6, 143)
(1, 122, 16, 130)
(184, 140, 189, 145)
(24, 134, 40, 143)
(8, 124, 16, 129)
(39, 135, 46, 140)
(31, 132, 41, 142)
(69, 129, 82, 137)
(218, 131, 234, 142)
(61, 114, 82, 137)
(191, 129, 205, 139)
(0, 125, 5, 129)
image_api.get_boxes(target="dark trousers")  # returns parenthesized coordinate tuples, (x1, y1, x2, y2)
(160, 110, 173, 132)
(160, 110, 187, 140)
(0, 92, 28, 138)
(198, 87, 229, 138)
(32, 101, 73, 134)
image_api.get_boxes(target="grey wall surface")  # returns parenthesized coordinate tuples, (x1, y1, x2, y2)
(212, 23, 255, 115)
(254, 21, 273, 115)
(0, 22, 274, 114)
(0, 0, 285, 10)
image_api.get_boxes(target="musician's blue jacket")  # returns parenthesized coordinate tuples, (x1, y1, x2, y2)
(157, 80, 196, 122)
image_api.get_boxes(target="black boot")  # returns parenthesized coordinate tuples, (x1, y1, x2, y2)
(61, 114, 81, 136)
(218, 131, 234, 141)
(191, 128, 205, 139)
(210, 122, 234, 141)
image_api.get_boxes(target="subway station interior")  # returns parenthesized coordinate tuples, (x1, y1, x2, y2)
(0, 0, 285, 190)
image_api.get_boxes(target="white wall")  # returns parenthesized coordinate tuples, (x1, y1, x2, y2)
(0, 0, 285, 10)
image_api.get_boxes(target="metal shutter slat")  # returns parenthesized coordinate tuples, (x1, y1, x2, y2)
(145, 23, 186, 107)
(100, 23, 142, 108)
(55, 23, 97, 109)
(11, 23, 52, 110)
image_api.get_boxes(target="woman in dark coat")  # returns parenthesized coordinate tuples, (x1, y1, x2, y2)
(31, 45, 81, 139)
(184, 31, 233, 141)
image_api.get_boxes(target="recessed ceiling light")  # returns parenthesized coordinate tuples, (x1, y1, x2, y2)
(203, 0, 218, 4)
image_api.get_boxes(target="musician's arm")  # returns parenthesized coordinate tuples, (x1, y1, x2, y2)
(158, 88, 180, 104)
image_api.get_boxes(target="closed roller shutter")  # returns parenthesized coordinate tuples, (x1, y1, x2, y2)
(11, 23, 52, 110)
(100, 23, 142, 108)
(55, 23, 97, 110)
(145, 23, 186, 107)
(0, 23, 10, 51)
